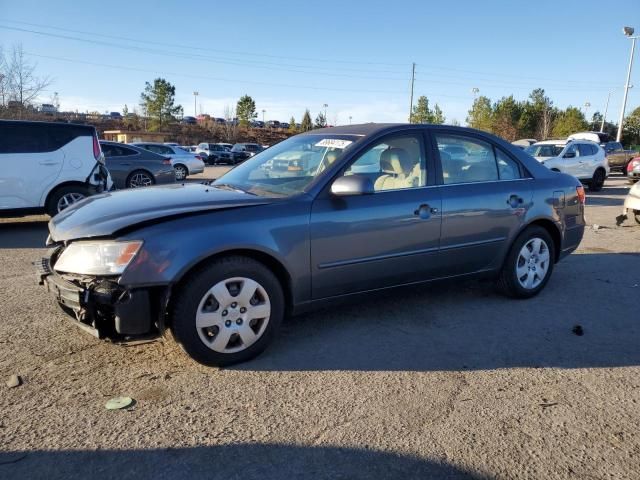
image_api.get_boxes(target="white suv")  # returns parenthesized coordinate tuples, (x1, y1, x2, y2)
(0, 120, 112, 216)
(525, 139, 609, 191)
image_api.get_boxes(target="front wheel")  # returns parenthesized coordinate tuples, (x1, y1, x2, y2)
(588, 168, 606, 192)
(126, 170, 155, 188)
(497, 226, 555, 299)
(170, 256, 284, 366)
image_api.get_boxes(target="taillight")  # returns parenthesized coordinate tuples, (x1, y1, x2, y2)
(628, 158, 639, 172)
(93, 135, 102, 161)
(576, 186, 586, 204)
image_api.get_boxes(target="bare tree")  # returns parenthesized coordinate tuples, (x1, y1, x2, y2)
(7, 44, 52, 116)
(0, 46, 9, 108)
(222, 105, 238, 143)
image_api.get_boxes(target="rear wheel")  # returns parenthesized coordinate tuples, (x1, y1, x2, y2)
(588, 168, 605, 192)
(46, 185, 90, 216)
(126, 170, 155, 188)
(170, 256, 284, 366)
(497, 226, 555, 299)
(174, 164, 188, 181)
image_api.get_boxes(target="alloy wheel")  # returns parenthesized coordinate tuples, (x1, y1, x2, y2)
(175, 165, 187, 180)
(129, 172, 153, 188)
(516, 237, 550, 289)
(195, 277, 271, 353)
(56, 192, 86, 212)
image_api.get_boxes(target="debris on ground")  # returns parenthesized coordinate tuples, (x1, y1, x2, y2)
(572, 325, 584, 336)
(592, 224, 600, 231)
(105, 396, 135, 410)
(6, 374, 22, 388)
(615, 214, 627, 226)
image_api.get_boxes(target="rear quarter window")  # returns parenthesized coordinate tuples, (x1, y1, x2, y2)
(0, 123, 92, 154)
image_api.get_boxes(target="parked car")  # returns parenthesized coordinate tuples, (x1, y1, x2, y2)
(512, 139, 538, 149)
(525, 139, 608, 191)
(109, 112, 122, 120)
(600, 141, 637, 175)
(280, 122, 290, 130)
(231, 143, 264, 161)
(568, 131, 610, 144)
(252, 120, 265, 128)
(627, 156, 640, 183)
(100, 141, 176, 189)
(214, 118, 226, 125)
(266, 120, 280, 128)
(0, 120, 111, 216)
(40, 103, 57, 115)
(196, 143, 234, 165)
(131, 142, 205, 180)
(181, 116, 197, 125)
(38, 124, 585, 366)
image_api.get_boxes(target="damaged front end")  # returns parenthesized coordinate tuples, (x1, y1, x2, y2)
(36, 245, 167, 341)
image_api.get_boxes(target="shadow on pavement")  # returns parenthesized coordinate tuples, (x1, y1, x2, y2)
(239, 252, 640, 373)
(0, 444, 487, 480)
(0, 221, 48, 249)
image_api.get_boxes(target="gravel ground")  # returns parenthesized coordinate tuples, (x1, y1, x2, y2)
(1, 171, 639, 480)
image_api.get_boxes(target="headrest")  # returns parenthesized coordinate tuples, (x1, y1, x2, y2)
(325, 150, 340, 165)
(380, 148, 412, 175)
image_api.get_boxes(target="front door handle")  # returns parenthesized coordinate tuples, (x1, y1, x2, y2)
(414, 204, 437, 219)
(507, 195, 524, 208)
(39, 160, 60, 166)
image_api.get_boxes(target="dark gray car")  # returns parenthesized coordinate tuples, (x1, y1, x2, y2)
(39, 124, 585, 367)
(100, 141, 176, 189)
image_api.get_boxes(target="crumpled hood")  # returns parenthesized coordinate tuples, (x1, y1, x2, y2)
(49, 183, 273, 242)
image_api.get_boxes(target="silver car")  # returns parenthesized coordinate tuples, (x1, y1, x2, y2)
(131, 143, 205, 180)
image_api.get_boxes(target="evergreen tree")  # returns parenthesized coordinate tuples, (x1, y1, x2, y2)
(236, 94, 257, 126)
(300, 109, 312, 132)
(410, 96, 432, 123)
(314, 111, 327, 128)
(466, 96, 493, 132)
(551, 107, 588, 138)
(288, 116, 297, 133)
(139, 78, 183, 130)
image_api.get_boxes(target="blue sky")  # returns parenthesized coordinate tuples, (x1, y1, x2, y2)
(0, 0, 638, 125)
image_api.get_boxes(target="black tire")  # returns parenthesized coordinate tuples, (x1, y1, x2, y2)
(588, 168, 606, 192)
(621, 163, 629, 176)
(497, 226, 555, 299)
(174, 164, 188, 181)
(45, 185, 90, 217)
(634, 211, 640, 225)
(170, 256, 284, 367)
(629, 178, 639, 185)
(126, 170, 155, 188)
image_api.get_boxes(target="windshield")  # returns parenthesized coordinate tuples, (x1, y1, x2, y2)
(214, 134, 360, 197)
(525, 144, 564, 157)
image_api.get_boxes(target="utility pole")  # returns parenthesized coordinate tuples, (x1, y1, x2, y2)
(193, 91, 199, 117)
(601, 92, 611, 133)
(408, 62, 416, 122)
(617, 27, 637, 142)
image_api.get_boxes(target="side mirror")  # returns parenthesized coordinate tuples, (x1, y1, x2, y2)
(331, 175, 374, 196)
(563, 152, 576, 158)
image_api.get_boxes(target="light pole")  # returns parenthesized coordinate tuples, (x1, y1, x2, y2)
(323, 104, 328, 125)
(349, 116, 352, 125)
(601, 91, 611, 132)
(261, 109, 266, 124)
(617, 26, 638, 142)
(471, 87, 479, 99)
(193, 91, 199, 117)
(583, 101, 591, 124)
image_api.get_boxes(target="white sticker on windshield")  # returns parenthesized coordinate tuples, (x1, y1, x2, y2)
(315, 139, 353, 149)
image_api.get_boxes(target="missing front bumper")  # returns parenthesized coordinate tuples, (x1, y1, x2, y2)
(36, 258, 160, 339)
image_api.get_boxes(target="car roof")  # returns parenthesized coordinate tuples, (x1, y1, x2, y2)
(0, 119, 94, 132)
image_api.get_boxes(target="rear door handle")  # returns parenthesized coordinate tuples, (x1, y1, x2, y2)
(507, 195, 524, 208)
(414, 204, 438, 219)
(39, 160, 60, 166)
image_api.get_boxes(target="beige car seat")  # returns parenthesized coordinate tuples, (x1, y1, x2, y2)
(374, 148, 418, 190)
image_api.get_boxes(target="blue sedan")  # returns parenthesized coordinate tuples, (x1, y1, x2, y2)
(39, 124, 585, 366)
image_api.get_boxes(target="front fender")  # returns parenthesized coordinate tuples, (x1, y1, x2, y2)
(118, 200, 312, 305)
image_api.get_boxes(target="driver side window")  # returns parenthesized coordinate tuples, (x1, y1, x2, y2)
(344, 134, 425, 191)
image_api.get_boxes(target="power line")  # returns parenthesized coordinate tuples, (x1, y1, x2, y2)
(0, 18, 408, 67)
(0, 22, 622, 90)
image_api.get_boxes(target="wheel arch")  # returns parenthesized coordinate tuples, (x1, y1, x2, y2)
(523, 218, 562, 263)
(169, 248, 294, 321)
(42, 181, 89, 208)
(126, 168, 155, 186)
